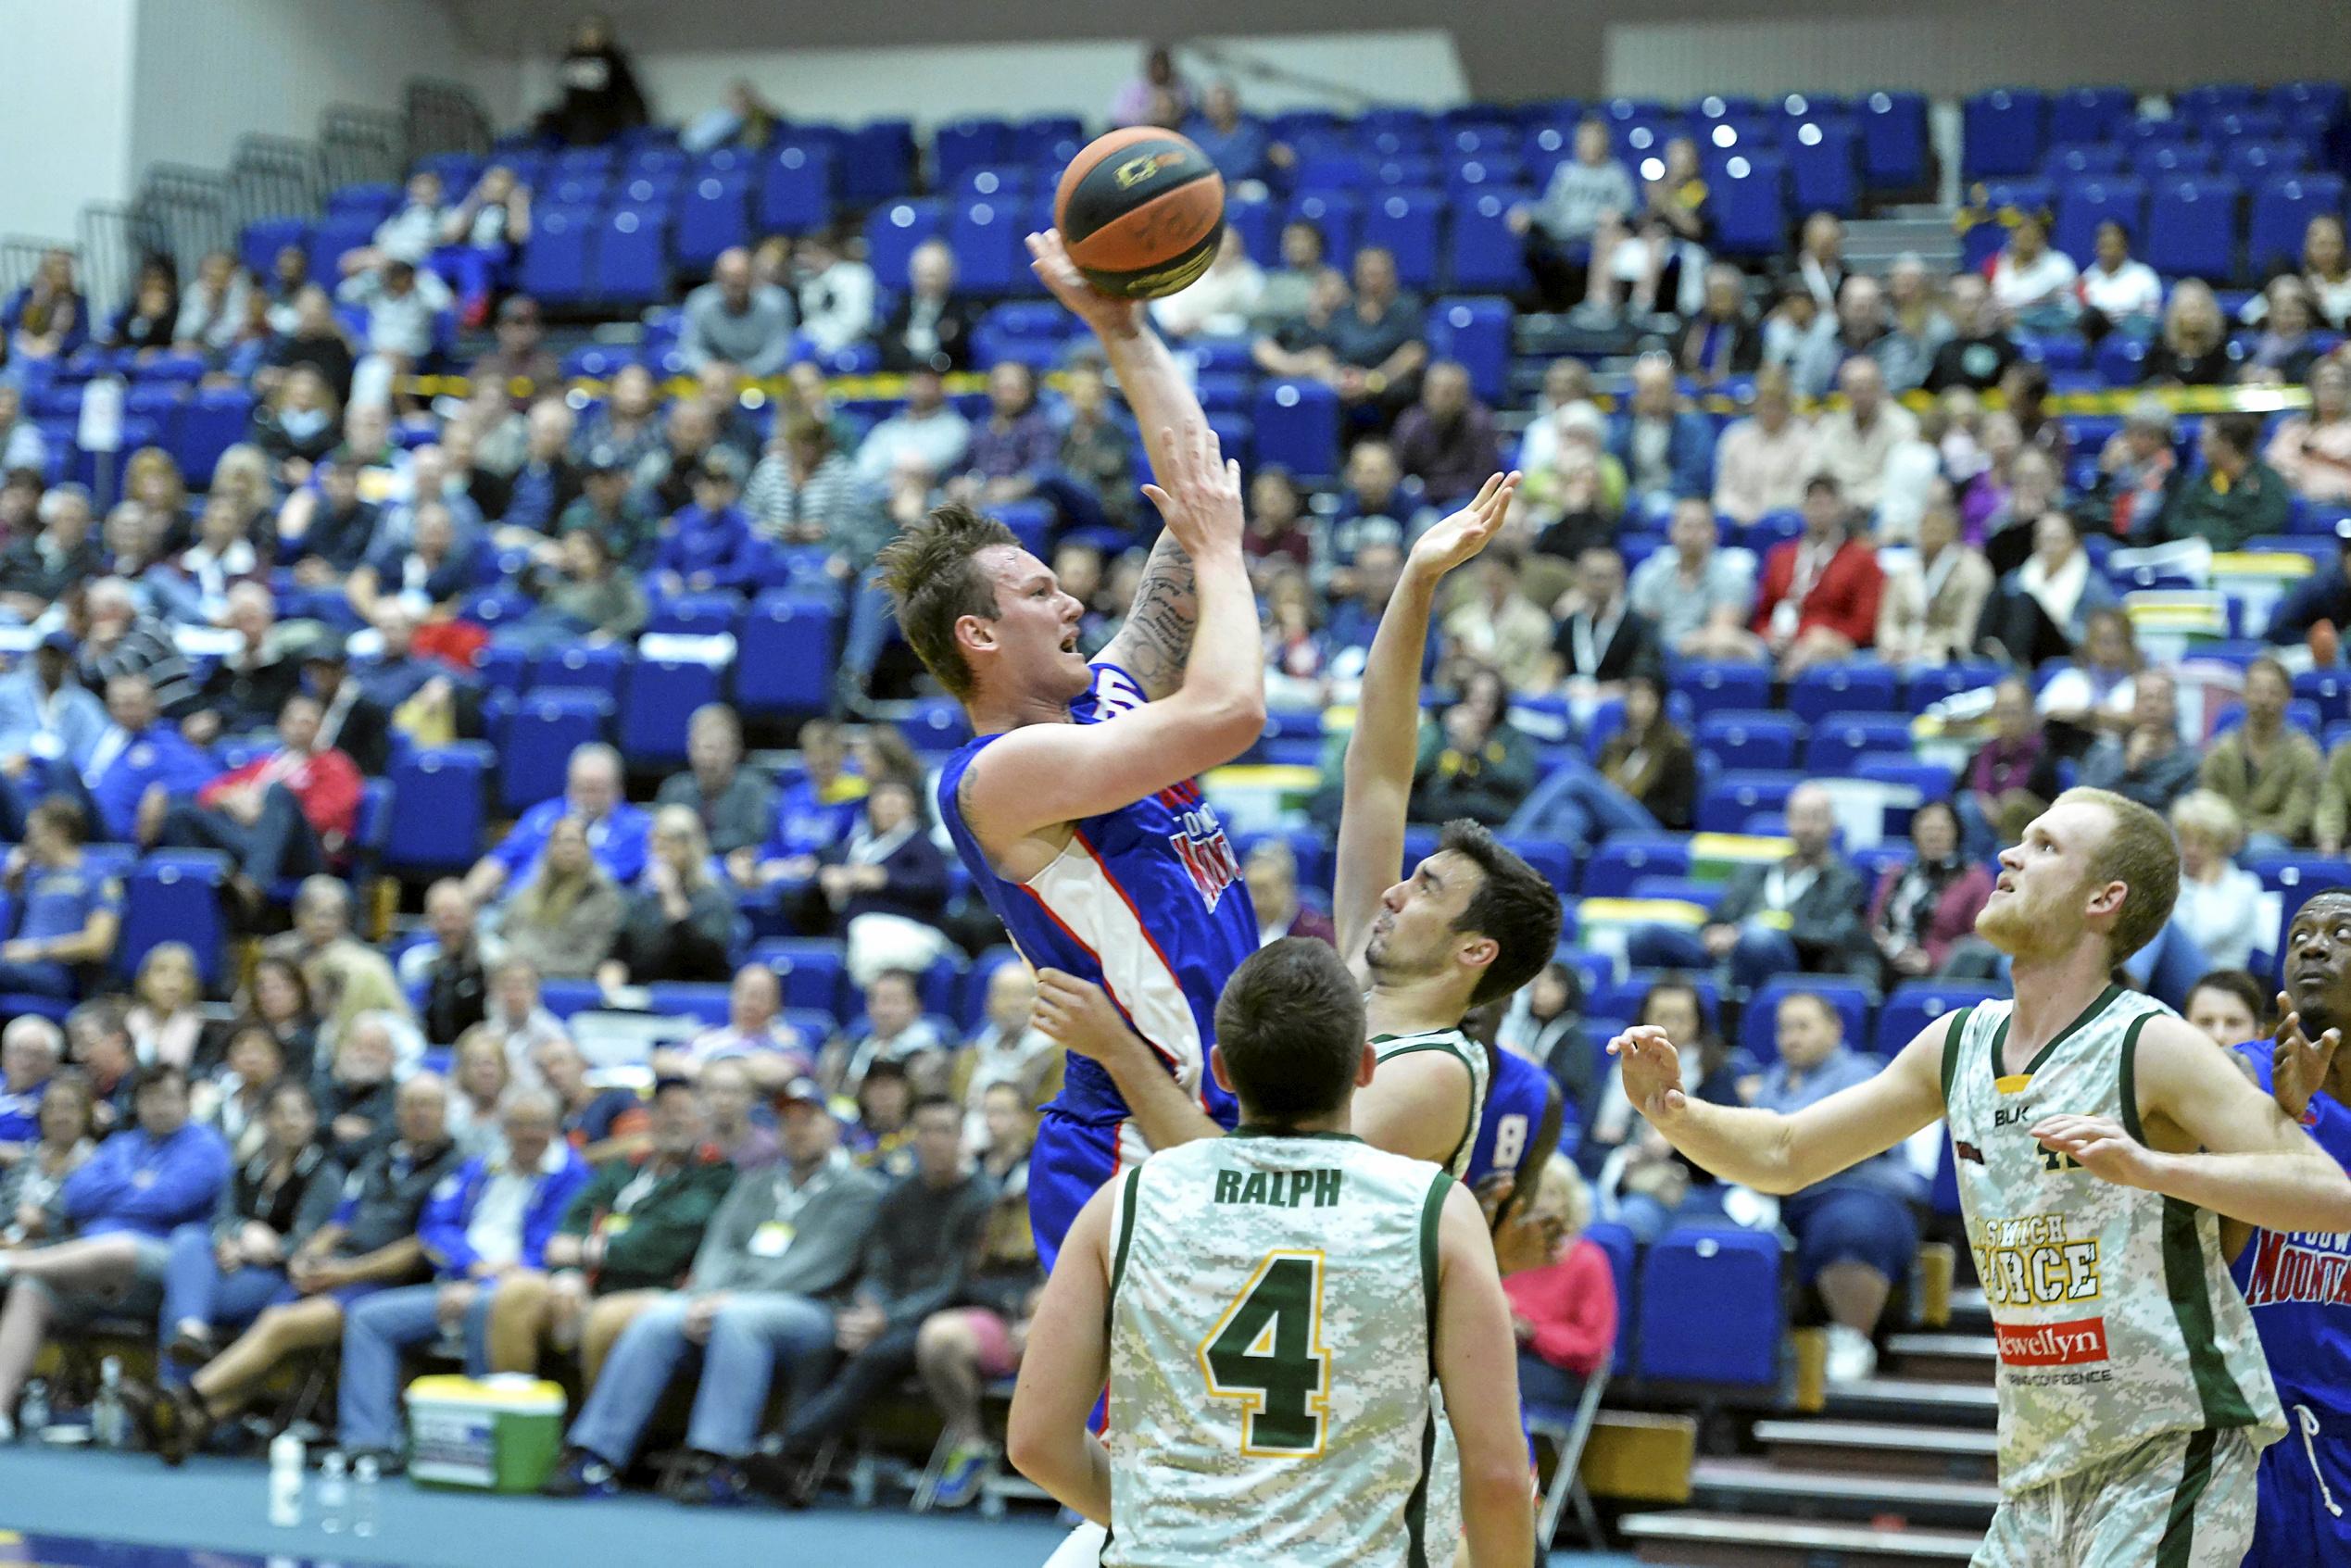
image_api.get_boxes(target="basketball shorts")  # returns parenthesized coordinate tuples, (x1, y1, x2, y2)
(2245, 1402, 2351, 1568)
(1975, 1426, 2260, 1568)
(1027, 1108, 1126, 1274)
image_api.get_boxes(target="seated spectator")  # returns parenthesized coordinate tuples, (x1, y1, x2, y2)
(1752, 476, 1884, 679)
(744, 412, 870, 561)
(799, 773, 949, 953)
(258, 284, 358, 403)
(470, 295, 561, 408)
(1611, 354, 1715, 509)
(125, 942, 206, 1073)
(238, 956, 321, 1086)
(6, 673, 216, 850)
(1923, 273, 2020, 394)
(1590, 136, 1713, 322)
(695, 362, 765, 467)
(1757, 995, 1924, 1385)
(179, 583, 295, 742)
(1589, 979, 1756, 1222)
(651, 450, 755, 599)
(1251, 220, 1327, 332)
(467, 745, 649, 910)
(1327, 246, 1428, 419)
(344, 499, 471, 627)
(1443, 552, 1554, 694)
(2073, 220, 2164, 345)
(0, 485, 103, 623)
(678, 248, 794, 380)
(2142, 279, 2235, 386)
(0, 798, 119, 1001)
(820, 970, 951, 1100)
(1677, 263, 1762, 385)
(877, 239, 982, 375)
(1807, 358, 1919, 518)
(0, 385, 47, 476)
(2170, 791, 2269, 972)
(249, 366, 341, 490)
(2148, 412, 2293, 551)
(644, 708, 772, 866)
(5, 250, 87, 363)
(540, 1076, 886, 1500)
(949, 362, 1059, 513)
(2200, 657, 2320, 853)
(335, 258, 451, 393)
(310, 1013, 401, 1169)
(1792, 275, 1902, 402)
(1867, 801, 1992, 986)
(1321, 440, 1429, 591)
(446, 1028, 518, 1160)
(2037, 606, 2141, 737)
(664, 962, 811, 1088)
(398, 880, 489, 1048)
(268, 879, 413, 1060)
(2245, 277, 2326, 385)
(2267, 360, 2351, 508)
(847, 1059, 916, 1176)
(1150, 228, 1264, 341)
(282, 459, 382, 589)
(150, 692, 361, 914)
(496, 816, 625, 982)
(683, 76, 779, 154)
(1758, 281, 1821, 373)
(1592, 670, 1698, 833)
(65, 1000, 138, 1136)
(1409, 666, 1540, 829)
(1628, 783, 1871, 992)
(1392, 361, 1503, 508)
(533, 1035, 648, 1164)
(784, 226, 876, 359)
(1877, 499, 1992, 667)
(2295, 214, 2351, 330)
(2081, 670, 2198, 814)
(852, 366, 971, 488)
(1957, 678, 2065, 857)
(341, 171, 447, 279)
(1983, 509, 2117, 668)
(293, 635, 392, 780)
(0, 1065, 229, 1431)
(104, 260, 179, 355)
(1251, 262, 1349, 380)
(436, 167, 532, 322)
(1628, 497, 1758, 661)
(188, 1022, 283, 1160)
(1, 1069, 94, 1248)
(1511, 119, 1636, 310)
(2185, 969, 2267, 1050)
(600, 806, 737, 991)
(0, 1016, 62, 1152)
(485, 1078, 733, 1378)
(156, 1078, 339, 1377)
(1239, 838, 1336, 951)
(915, 1082, 1042, 1506)
(1712, 365, 1813, 525)
(1549, 544, 1662, 697)
(78, 579, 201, 721)
(0, 633, 106, 794)
(496, 400, 586, 542)
(1497, 963, 1589, 1114)
(1987, 213, 2079, 333)
(1502, 1156, 1616, 1408)
(732, 718, 864, 891)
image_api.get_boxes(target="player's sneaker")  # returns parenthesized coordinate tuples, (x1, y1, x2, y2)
(1825, 1324, 1879, 1386)
(930, 1441, 996, 1510)
(541, 1447, 620, 1499)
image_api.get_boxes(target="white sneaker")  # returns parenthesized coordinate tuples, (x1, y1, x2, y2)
(0, 1412, 15, 1444)
(1824, 1324, 1879, 1387)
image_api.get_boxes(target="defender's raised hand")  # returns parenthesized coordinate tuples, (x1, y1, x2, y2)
(1608, 1024, 1691, 1123)
(1406, 470, 1522, 581)
(2272, 993, 2342, 1123)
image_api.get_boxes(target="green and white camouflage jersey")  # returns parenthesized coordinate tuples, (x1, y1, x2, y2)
(1942, 985, 2286, 1496)
(1103, 1129, 1453, 1568)
(1371, 1026, 1490, 1180)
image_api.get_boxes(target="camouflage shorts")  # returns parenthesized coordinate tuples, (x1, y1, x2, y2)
(1976, 1426, 2262, 1568)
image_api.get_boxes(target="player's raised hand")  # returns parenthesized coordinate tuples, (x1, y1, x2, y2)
(1406, 470, 1521, 582)
(1138, 416, 1243, 560)
(2272, 993, 2341, 1123)
(1026, 229, 1141, 338)
(1033, 969, 1144, 1067)
(1607, 1024, 1689, 1123)
(2030, 1112, 2158, 1189)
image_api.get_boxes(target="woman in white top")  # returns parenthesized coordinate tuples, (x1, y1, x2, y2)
(2266, 359, 2351, 507)
(2167, 790, 2269, 972)
(444, 1026, 515, 1161)
(127, 943, 207, 1072)
(2036, 606, 2141, 736)
(2073, 220, 2164, 344)
(1987, 213, 2079, 333)
(1149, 228, 1264, 340)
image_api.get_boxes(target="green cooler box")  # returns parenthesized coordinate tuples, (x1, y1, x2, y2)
(405, 1374, 567, 1492)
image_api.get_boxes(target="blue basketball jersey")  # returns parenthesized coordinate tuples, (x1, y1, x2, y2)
(1466, 1046, 1558, 1191)
(937, 661, 1257, 1177)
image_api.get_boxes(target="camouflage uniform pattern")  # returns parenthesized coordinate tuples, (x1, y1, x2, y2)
(1371, 1026, 1490, 1181)
(1974, 1426, 2262, 1567)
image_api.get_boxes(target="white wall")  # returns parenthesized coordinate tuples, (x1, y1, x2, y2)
(0, 0, 138, 240)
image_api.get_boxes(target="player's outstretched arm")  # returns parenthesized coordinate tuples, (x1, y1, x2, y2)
(962, 416, 1264, 847)
(1029, 229, 1205, 702)
(2034, 1014, 2351, 1235)
(1611, 1017, 1949, 1194)
(1431, 1179, 1539, 1568)
(1333, 472, 1519, 964)
(1006, 1183, 1116, 1525)
(1034, 970, 1224, 1150)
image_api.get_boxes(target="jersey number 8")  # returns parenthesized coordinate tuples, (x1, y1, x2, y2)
(1197, 1250, 1332, 1457)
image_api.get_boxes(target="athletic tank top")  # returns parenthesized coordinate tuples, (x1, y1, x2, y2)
(1942, 986, 2284, 1495)
(1466, 1047, 1556, 1191)
(936, 661, 1258, 1159)
(1372, 1026, 1490, 1180)
(1105, 1130, 1452, 1568)
(2232, 1044, 2351, 1425)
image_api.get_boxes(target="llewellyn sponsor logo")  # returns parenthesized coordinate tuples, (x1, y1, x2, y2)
(1995, 1316, 2110, 1366)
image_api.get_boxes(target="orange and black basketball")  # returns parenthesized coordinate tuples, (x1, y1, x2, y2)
(1052, 127, 1226, 299)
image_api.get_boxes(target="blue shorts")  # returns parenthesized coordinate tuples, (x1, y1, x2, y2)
(2246, 1409, 2351, 1567)
(1028, 1109, 1127, 1275)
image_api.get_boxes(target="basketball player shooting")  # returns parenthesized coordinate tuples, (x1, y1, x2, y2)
(1612, 787, 2351, 1565)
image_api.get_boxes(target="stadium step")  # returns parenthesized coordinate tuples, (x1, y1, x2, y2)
(1621, 1509, 1981, 1566)
(1690, 1458, 1998, 1530)
(1754, 1419, 1998, 1483)
(1882, 1333, 1997, 1384)
(1845, 208, 1962, 274)
(1821, 1374, 2000, 1428)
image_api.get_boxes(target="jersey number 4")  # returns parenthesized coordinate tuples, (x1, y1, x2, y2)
(1197, 1250, 1332, 1458)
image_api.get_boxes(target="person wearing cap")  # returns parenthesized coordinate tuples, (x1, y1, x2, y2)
(149, 691, 362, 915)
(679, 248, 796, 381)
(540, 1076, 885, 1501)
(300, 629, 395, 777)
(651, 448, 756, 598)
(557, 445, 657, 569)
(469, 295, 561, 409)
(0, 797, 120, 999)
(0, 631, 108, 785)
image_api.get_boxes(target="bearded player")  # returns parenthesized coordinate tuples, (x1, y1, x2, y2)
(1614, 788, 2351, 1565)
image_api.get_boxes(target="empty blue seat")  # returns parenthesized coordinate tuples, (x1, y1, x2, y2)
(1427, 296, 1514, 406)
(865, 199, 946, 286)
(2224, 141, 2307, 184)
(2048, 86, 2133, 145)
(384, 744, 491, 879)
(2144, 176, 2243, 281)
(1964, 89, 2048, 180)
(1742, 976, 1874, 1063)
(534, 644, 630, 701)
(1858, 91, 1930, 190)
(1012, 115, 1085, 169)
(1905, 660, 2005, 713)
(1444, 188, 1526, 294)
(1362, 191, 1442, 292)
(2135, 142, 2217, 179)
(1673, 660, 1771, 719)
(497, 690, 612, 816)
(1288, 192, 1363, 270)
(840, 120, 915, 204)
(2296, 670, 2351, 724)
(751, 936, 849, 1016)
(1852, 758, 1955, 806)
(647, 593, 741, 637)
(935, 119, 1013, 184)
(1708, 155, 1789, 258)
(240, 217, 311, 282)
(1696, 710, 1802, 771)
(1789, 662, 1900, 722)
(1636, 1228, 1781, 1387)
(2245, 855, 2351, 897)
(1804, 711, 1917, 773)
(1580, 834, 1691, 897)
(675, 175, 751, 271)
(593, 207, 669, 306)
(1877, 980, 2005, 1054)
(1251, 380, 1340, 482)
(2250, 174, 2345, 275)
(1498, 834, 1574, 894)
(1787, 120, 1861, 217)
(176, 386, 254, 483)
(735, 592, 838, 717)
(948, 199, 1025, 295)
(307, 212, 379, 281)
(120, 852, 230, 988)
(621, 653, 723, 768)
(1629, 876, 1724, 913)
(2044, 143, 2129, 178)
(1696, 771, 1801, 835)
(758, 144, 836, 235)
(2053, 177, 2146, 268)
(520, 206, 596, 304)
(646, 984, 731, 1026)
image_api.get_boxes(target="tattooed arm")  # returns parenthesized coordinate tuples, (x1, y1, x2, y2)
(1100, 531, 1200, 701)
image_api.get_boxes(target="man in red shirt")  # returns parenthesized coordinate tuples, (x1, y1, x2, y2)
(147, 692, 361, 911)
(1751, 473, 1885, 679)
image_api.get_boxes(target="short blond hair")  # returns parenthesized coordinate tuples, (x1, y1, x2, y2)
(2062, 786, 2181, 962)
(2169, 789, 2245, 859)
(1538, 1153, 1592, 1237)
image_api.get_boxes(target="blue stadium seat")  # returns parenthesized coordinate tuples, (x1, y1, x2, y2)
(519, 205, 596, 305)
(841, 121, 916, 205)
(1427, 297, 1514, 406)
(2052, 177, 2146, 267)
(2245, 855, 2351, 897)
(934, 118, 1013, 184)
(1251, 380, 1341, 483)
(1788, 662, 1900, 722)
(240, 217, 311, 282)
(1707, 155, 1789, 259)
(2249, 174, 2345, 275)
(2296, 670, 2351, 724)
(534, 644, 630, 701)
(1857, 91, 1930, 190)
(1288, 192, 1364, 271)
(1582, 1221, 1638, 1373)
(758, 144, 836, 235)
(1012, 115, 1085, 170)
(2135, 142, 2217, 180)
(2225, 141, 2307, 184)
(1963, 89, 2048, 179)
(1696, 771, 1801, 834)
(384, 744, 490, 879)
(1905, 660, 2006, 713)
(621, 653, 723, 768)
(1787, 120, 1861, 217)
(1877, 981, 2005, 1055)
(497, 689, 612, 816)
(1696, 710, 1802, 772)
(647, 984, 730, 1026)
(120, 852, 230, 988)
(1362, 191, 1442, 293)
(1804, 711, 1916, 773)
(647, 593, 741, 637)
(1224, 192, 1277, 266)
(1742, 976, 1874, 1063)
(2044, 143, 2128, 179)
(306, 212, 379, 282)
(1443, 188, 1528, 294)
(1578, 834, 1691, 897)
(865, 199, 946, 286)
(1636, 1228, 1781, 1387)
(2049, 86, 2133, 144)
(2144, 175, 2243, 281)
(948, 199, 1025, 296)
(1674, 660, 1771, 719)
(1852, 757, 1955, 803)
(735, 591, 838, 718)
(751, 936, 849, 1016)
(1628, 876, 1724, 913)
(675, 174, 751, 271)
(1498, 834, 1574, 894)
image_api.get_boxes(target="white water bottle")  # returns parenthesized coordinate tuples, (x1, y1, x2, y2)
(93, 1358, 127, 1449)
(352, 1454, 379, 1537)
(317, 1449, 349, 1533)
(269, 1433, 307, 1527)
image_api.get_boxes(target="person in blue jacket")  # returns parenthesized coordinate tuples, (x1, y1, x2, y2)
(333, 1087, 590, 1459)
(1607, 353, 1717, 512)
(0, 1063, 229, 1436)
(651, 450, 757, 598)
(463, 743, 650, 907)
(10, 672, 220, 847)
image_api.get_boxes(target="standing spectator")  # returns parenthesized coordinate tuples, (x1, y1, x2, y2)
(1751, 476, 1885, 678)
(679, 250, 795, 380)
(793, 227, 877, 358)
(1150, 229, 1265, 341)
(401, 880, 489, 1048)
(1876, 500, 1993, 667)
(1755, 996, 1923, 1386)
(537, 14, 648, 145)
(1390, 361, 1503, 508)
(1550, 544, 1662, 696)
(2073, 220, 2164, 345)
(1628, 783, 1871, 991)
(2199, 658, 2321, 852)
(1629, 499, 1756, 660)
(148, 692, 360, 913)
(1986, 213, 2079, 332)
(2267, 360, 2351, 507)
(1807, 358, 1919, 516)
(600, 806, 738, 989)
(1676, 264, 1762, 384)
(1610, 355, 1716, 508)
(1593, 671, 1698, 832)
(655, 705, 775, 859)
(2080, 671, 2199, 814)
(2142, 279, 2235, 386)
(852, 367, 971, 487)
(540, 1078, 886, 1500)
(1510, 119, 1635, 310)
(1922, 274, 2020, 394)
(1502, 1158, 1617, 1409)
(470, 296, 562, 407)
(1868, 801, 1993, 985)
(2169, 792, 2270, 971)
(2149, 413, 2293, 550)
(1957, 678, 2065, 857)
(497, 817, 625, 982)
(1410, 671, 1540, 828)
(876, 240, 982, 375)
